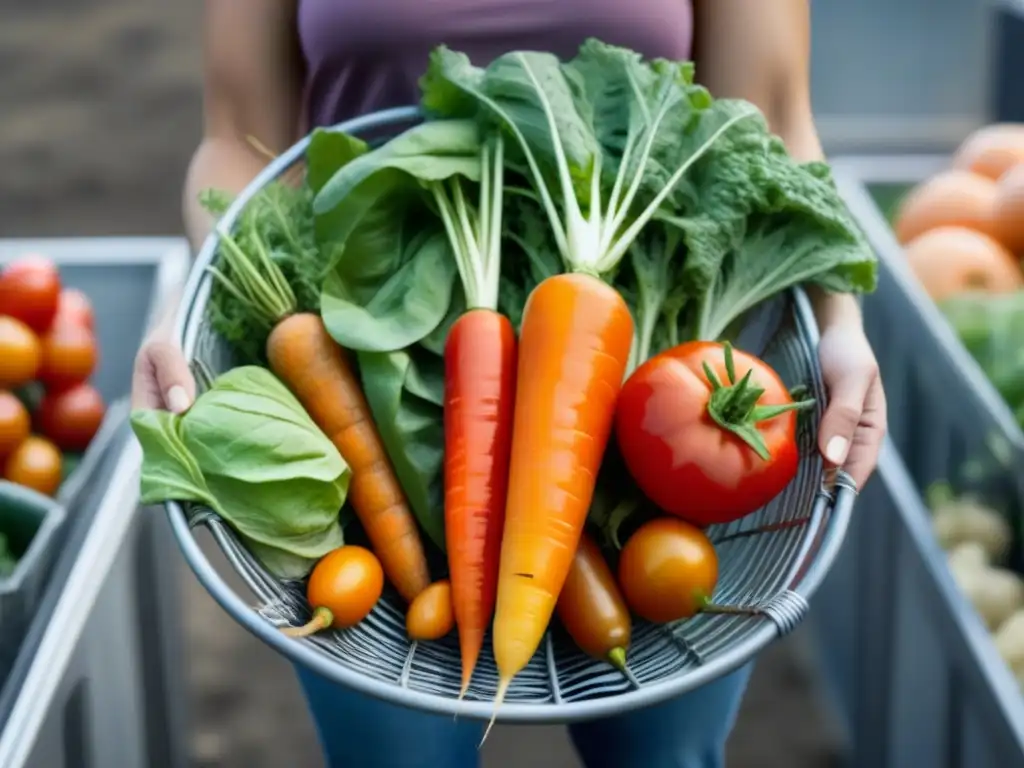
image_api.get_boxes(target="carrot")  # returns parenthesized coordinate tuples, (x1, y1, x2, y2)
(209, 225, 430, 604)
(556, 529, 631, 672)
(430, 136, 518, 695)
(487, 272, 634, 730)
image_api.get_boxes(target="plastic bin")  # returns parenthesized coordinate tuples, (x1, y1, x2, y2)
(0, 239, 191, 768)
(812, 441, 1024, 768)
(806, 157, 1024, 767)
(0, 482, 65, 687)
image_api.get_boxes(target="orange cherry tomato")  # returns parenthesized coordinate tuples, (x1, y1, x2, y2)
(37, 324, 97, 391)
(3, 435, 63, 496)
(281, 546, 384, 638)
(406, 580, 455, 641)
(38, 383, 106, 452)
(0, 317, 42, 389)
(0, 392, 30, 457)
(617, 518, 719, 624)
(53, 288, 94, 331)
(0, 255, 61, 332)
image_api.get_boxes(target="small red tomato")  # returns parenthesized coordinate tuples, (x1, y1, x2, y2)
(617, 517, 719, 624)
(3, 435, 62, 497)
(37, 324, 97, 391)
(0, 317, 42, 389)
(0, 392, 31, 457)
(38, 383, 106, 452)
(0, 255, 61, 332)
(52, 288, 94, 330)
(616, 341, 811, 526)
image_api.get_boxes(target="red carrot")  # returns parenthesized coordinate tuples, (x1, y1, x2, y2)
(430, 136, 518, 696)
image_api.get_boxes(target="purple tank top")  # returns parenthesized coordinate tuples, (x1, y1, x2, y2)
(297, 0, 693, 130)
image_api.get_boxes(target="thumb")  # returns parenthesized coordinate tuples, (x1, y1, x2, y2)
(817, 375, 870, 468)
(146, 341, 196, 414)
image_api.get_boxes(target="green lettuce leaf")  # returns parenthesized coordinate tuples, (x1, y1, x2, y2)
(130, 366, 349, 579)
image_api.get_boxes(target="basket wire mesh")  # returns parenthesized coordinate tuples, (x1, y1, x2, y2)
(166, 106, 858, 723)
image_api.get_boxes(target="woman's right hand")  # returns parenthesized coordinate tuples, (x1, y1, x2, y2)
(131, 329, 195, 413)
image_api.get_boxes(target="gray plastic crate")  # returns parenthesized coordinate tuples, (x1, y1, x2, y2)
(806, 157, 1024, 767)
(0, 482, 65, 687)
(812, 441, 1024, 768)
(0, 239, 190, 768)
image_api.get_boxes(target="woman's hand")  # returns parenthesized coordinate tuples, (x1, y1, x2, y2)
(815, 319, 886, 490)
(131, 328, 195, 414)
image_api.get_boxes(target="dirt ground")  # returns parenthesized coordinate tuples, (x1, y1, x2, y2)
(0, 3, 843, 766)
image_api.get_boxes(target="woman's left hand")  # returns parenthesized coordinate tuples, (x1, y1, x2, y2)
(815, 320, 887, 490)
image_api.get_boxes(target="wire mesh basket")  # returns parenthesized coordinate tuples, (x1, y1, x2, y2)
(165, 105, 858, 724)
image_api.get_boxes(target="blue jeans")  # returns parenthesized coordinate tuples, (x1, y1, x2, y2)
(295, 662, 753, 768)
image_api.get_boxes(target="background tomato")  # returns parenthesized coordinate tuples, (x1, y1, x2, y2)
(52, 288, 95, 330)
(0, 316, 42, 389)
(37, 323, 97, 391)
(38, 383, 106, 452)
(0, 255, 61, 332)
(616, 341, 809, 526)
(3, 435, 63, 496)
(617, 517, 719, 624)
(0, 392, 31, 457)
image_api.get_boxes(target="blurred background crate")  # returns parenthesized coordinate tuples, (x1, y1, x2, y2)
(0, 240, 190, 768)
(805, 157, 1024, 768)
(0, 483, 65, 689)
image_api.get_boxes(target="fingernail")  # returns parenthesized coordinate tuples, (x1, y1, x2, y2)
(825, 436, 849, 465)
(166, 385, 191, 414)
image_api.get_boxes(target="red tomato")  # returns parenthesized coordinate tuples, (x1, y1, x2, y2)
(53, 289, 94, 330)
(38, 383, 106, 452)
(615, 341, 810, 526)
(3, 435, 62, 497)
(0, 392, 30, 457)
(37, 324, 97, 391)
(0, 317, 42, 389)
(0, 255, 61, 332)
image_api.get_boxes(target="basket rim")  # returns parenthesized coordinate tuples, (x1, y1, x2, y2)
(166, 105, 859, 723)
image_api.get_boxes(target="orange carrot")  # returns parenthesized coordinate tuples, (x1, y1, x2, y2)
(209, 227, 430, 604)
(487, 272, 634, 728)
(267, 314, 430, 602)
(430, 136, 518, 695)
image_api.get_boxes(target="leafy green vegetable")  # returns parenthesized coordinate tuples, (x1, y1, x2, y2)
(131, 366, 350, 579)
(422, 39, 876, 366)
(314, 120, 484, 352)
(0, 534, 17, 579)
(204, 128, 367, 365)
(943, 292, 1024, 424)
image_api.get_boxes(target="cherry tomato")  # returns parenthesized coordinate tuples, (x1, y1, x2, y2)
(617, 517, 718, 624)
(616, 341, 809, 526)
(38, 383, 106, 452)
(0, 255, 60, 332)
(0, 392, 31, 457)
(282, 546, 384, 638)
(37, 324, 97, 391)
(406, 580, 455, 641)
(52, 289, 94, 330)
(3, 435, 63, 497)
(556, 531, 631, 669)
(0, 317, 42, 389)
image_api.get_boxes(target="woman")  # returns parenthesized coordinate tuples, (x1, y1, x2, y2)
(132, 1, 886, 765)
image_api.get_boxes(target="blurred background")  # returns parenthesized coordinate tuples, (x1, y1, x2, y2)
(2, 1, 1024, 767)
